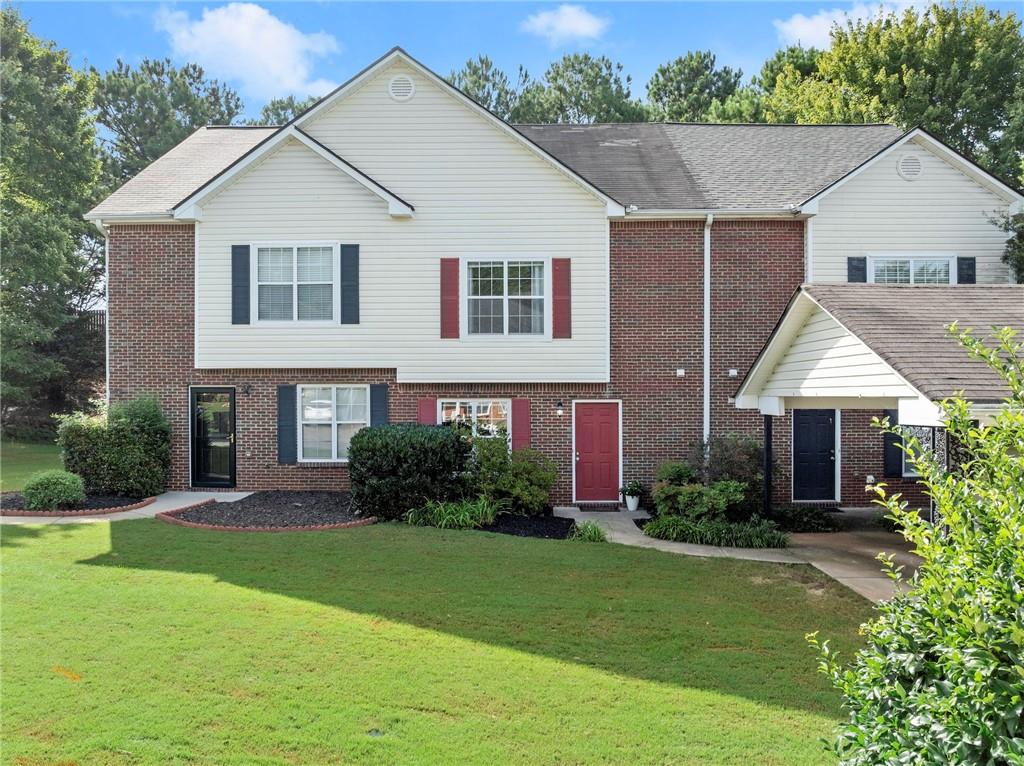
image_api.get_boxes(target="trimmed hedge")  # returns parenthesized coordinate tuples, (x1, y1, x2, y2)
(57, 396, 171, 498)
(22, 470, 86, 510)
(348, 424, 471, 520)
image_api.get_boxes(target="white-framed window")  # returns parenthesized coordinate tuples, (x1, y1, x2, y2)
(868, 254, 956, 285)
(252, 243, 339, 322)
(439, 399, 511, 440)
(901, 424, 934, 477)
(298, 384, 369, 462)
(465, 259, 547, 336)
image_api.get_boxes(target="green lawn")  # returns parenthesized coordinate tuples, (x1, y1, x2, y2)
(1, 520, 872, 765)
(0, 439, 62, 491)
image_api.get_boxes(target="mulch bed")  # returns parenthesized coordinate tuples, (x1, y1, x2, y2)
(159, 491, 375, 532)
(0, 492, 155, 517)
(479, 512, 575, 540)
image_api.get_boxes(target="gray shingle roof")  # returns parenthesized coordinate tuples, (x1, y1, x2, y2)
(516, 123, 904, 210)
(804, 284, 1024, 403)
(87, 127, 276, 219)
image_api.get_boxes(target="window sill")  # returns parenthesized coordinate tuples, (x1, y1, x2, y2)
(297, 460, 350, 465)
(248, 321, 341, 328)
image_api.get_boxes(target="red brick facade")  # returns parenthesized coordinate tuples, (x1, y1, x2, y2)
(107, 220, 925, 507)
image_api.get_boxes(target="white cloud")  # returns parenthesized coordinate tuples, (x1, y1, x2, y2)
(521, 4, 609, 47)
(155, 3, 339, 99)
(773, 2, 916, 48)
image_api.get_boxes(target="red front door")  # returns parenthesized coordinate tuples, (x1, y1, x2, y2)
(574, 402, 620, 502)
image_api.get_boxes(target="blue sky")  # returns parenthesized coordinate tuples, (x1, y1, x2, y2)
(20, 1, 1021, 120)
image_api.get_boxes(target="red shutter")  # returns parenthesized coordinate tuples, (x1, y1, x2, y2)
(552, 258, 571, 339)
(417, 398, 437, 425)
(511, 399, 531, 450)
(440, 258, 460, 338)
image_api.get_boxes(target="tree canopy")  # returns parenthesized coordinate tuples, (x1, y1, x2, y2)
(514, 54, 647, 124)
(247, 95, 319, 126)
(94, 58, 243, 181)
(647, 51, 742, 122)
(448, 56, 522, 121)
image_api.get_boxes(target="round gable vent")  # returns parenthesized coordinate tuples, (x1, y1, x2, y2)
(388, 74, 415, 102)
(897, 154, 923, 181)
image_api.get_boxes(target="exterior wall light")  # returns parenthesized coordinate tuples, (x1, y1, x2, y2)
(555, 401, 565, 417)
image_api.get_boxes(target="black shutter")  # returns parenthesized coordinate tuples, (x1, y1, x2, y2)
(882, 408, 902, 478)
(369, 384, 389, 426)
(847, 257, 867, 283)
(277, 384, 297, 464)
(340, 245, 359, 324)
(231, 245, 251, 324)
(957, 257, 976, 284)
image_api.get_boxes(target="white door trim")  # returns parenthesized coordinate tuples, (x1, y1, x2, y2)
(571, 399, 623, 504)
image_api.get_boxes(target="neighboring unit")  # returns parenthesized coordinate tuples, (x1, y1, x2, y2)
(87, 48, 1023, 506)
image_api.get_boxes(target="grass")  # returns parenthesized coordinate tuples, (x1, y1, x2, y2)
(1, 520, 873, 765)
(1, 439, 62, 491)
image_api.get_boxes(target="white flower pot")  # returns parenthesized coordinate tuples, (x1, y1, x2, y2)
(625, 495, 640, 512)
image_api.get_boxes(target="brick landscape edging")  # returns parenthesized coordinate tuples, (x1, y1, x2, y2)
(156, 502, 378, 532)
(0, 496, 157, 517)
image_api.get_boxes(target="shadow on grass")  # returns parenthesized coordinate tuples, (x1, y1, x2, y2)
(4, 519, 872, 717)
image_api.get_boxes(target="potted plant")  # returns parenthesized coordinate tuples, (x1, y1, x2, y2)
(621, 480, 644, 512)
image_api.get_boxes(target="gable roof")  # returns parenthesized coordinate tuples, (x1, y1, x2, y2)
(802, 284, 1022, 403)
(86, 127, 275, 219)
(516, 123, 903, 212)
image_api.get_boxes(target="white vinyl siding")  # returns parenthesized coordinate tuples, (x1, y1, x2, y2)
(811, 138, 1013, 284)
(194, 61, 608, 382)
(759, 306, 916, 398)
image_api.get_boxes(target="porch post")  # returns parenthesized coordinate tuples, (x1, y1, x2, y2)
(762, 414, 773, 515)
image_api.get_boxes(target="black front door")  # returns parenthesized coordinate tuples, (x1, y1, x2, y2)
(792, 409, 835, 501)
(191, 388, 235, 488)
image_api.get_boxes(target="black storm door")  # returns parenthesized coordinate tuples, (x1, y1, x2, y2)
(191, 388, 236, 488)
(792, 409, 835, 501)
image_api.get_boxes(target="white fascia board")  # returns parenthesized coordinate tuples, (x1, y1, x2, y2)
(799, 128, 1023, 213)
(295, 48, 624, 218)
(172, 126, 414, 220)
(624, 208, 804, 220)
(898, 395, 945, 427)
(84, 211, 175, 223)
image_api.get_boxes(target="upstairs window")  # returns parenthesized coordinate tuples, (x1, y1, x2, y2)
(869, 255, 954, 285)
(255, 244, 337, 322)
(467, 260, 545, 335)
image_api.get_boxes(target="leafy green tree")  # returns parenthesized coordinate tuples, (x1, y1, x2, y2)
(991, 212, 1024, 283)
(809, 324, 1024, 764)
(754, 45, 821, 93)
(705, 86, 765, 123)
(511, 53, 646, 124)
(647, 51, 742, 122)
(94, 58, 243, 181)
(247, 94, 318, 126)
(0, 7, 102, 434)
(448, 56, 522, 120)
(767, 3, 1024, 183)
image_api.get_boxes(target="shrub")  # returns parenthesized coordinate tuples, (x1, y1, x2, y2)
(471, 438, 557, 516)
(654, 460, 698, 485)
(21, 470, 86, 510)
(57, 395, 171, 498)
(766, 503, 841, 533)
(569, 520, 607, 542)
(643, 515, 788, 548)
(405, 497, 502, 530)
(687, 434, 768, 517)
(651, 479, 746, 520)
(809, 326, 1024, 764)
(348, 424, 471, 520)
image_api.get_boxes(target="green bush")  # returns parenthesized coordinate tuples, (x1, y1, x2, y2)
(405, 497, 502, 530)
(348, 424, 471, 520)
(569, 520, 607, 542)
(809, 326, 1024, 764)
(21, 470, 85, 510)
(643, 515, 788, 548)
(766, 503, 841, 533)
(651, 478, 746, 520)
(686, 434, 768, 517)
(57, 395, 171, 498)
(471, 438, 557, 516)
(654, 460, 698, 485)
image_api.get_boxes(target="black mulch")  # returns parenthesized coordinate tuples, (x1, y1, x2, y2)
(0, 492, 142, 512)
(479, 512, 575, 539)
(175, 491, 360, 528)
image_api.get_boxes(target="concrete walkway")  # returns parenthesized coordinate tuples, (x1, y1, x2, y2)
(554, 506, 918, 602)
(0, 491, 251, 526)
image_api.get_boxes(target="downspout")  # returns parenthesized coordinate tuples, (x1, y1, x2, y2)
(703, 213, 713, 445)
(92, 220, 110, 406)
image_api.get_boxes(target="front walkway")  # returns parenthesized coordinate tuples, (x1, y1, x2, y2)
(0, 491, 251, 526)
(554, 507, 918, 603)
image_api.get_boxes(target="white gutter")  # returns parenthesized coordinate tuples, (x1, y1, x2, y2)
(703, 213, 713, 444)
(625, 208, 805, 220)
(91, 220, 110, 406)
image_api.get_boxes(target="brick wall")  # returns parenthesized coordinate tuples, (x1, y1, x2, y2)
(839, 409, 931, 509)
